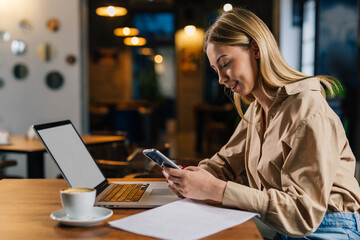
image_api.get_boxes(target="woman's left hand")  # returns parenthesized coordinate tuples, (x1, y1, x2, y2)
(163, 166, 227, 202)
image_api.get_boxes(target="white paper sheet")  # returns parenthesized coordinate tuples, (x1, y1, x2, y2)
(109, 199, 259, 240)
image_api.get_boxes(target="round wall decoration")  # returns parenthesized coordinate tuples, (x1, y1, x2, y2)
(0, 78, 4, 89)
(46, 18, 60, 32)
(46, 71, 64, 90)
(11, 40, 27, 56)
(0, 30, 10, 42)
(13, 64, 28, 79)
(19, 19, 33, 32)
(65, 54, 76, 65)
(37, 42, 56, 62)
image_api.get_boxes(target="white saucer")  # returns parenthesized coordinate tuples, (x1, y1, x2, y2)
(50, 207, 113, 227)
(0, 141, 11, 145)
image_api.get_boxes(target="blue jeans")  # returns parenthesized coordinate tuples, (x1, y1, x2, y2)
(276, 212, 360, 240)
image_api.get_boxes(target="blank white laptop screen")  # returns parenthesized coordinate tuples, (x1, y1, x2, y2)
(36, 124, 105, 188)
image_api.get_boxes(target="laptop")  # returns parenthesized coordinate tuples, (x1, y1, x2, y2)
(33, 120, 179, 208)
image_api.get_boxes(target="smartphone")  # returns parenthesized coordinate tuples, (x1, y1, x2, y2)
(142, 149, 181, 170)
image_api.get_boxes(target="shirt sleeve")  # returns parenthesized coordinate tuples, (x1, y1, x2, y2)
(221, 113, 342, 237)
(198, 117, 249, 185)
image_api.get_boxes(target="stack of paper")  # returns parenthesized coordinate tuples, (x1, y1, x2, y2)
(109, 198, 259, 240)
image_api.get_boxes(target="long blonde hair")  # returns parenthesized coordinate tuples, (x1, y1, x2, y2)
(204, 7, 339, 119)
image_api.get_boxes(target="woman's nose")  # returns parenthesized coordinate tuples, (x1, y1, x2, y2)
(218, 71, 228, 85)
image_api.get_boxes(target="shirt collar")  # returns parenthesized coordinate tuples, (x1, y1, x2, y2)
(253, 77, 321, 116)
(277, 77, 321, 97)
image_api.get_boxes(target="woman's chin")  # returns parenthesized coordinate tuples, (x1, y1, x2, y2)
(234, 89, 251, 96)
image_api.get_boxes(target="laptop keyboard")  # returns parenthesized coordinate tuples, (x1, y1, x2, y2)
(99, 183, 149, 202)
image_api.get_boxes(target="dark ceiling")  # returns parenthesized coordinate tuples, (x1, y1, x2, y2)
(88, 0, 274, 51)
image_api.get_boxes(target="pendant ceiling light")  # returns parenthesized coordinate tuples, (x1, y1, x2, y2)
(114, 27, 139, 37)
(96, 6, 127, 17)
(184, 25, 196, 35)
(138, 48, 154, 55)
(124, 37, 146, 46)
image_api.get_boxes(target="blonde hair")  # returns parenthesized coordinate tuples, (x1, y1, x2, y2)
(204, 7, 339, 119)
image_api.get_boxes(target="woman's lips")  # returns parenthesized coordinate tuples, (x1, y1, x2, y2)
(230, 82, 238, 92)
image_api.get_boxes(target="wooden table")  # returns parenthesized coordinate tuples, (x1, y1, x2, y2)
(0, 179, 263, 240)
(0, 135, 125, 178)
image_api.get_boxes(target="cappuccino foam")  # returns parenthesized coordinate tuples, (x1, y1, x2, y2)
(61, 188, 94, 193)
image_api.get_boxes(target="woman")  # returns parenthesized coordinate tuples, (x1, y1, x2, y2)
(163, 7, 360, 239)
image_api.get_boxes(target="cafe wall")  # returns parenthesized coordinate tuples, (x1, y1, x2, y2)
(89, 49, 133, 104)
(0, 0, 87, 178)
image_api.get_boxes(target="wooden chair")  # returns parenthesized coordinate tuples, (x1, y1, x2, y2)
(95, 147, 149, 178)
(194, 103, 236, 155)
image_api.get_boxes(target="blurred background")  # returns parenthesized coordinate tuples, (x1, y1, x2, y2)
(0, 0, 359, 181)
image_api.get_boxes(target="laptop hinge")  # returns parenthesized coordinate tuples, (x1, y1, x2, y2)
(96, 182, 110, 195)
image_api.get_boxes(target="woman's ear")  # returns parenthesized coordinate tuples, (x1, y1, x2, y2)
(251, 40, 260, 59)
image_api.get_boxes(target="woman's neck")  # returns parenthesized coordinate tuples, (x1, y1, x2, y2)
(252, 87, 277, 115)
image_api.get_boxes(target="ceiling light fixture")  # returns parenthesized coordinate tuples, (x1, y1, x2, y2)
(138, 48, 154, 55)
(223, 3, 233, 12)
(114, 27, 139, 37)
(96, 6, 127, 17)
(154, 54, 163, 64)
(124, 37, 146, 46)
(184, 25, 196, 35)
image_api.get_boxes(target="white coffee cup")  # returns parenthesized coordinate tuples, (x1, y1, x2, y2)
(0, 130, 9, 144)
(60, 188, 96, 220)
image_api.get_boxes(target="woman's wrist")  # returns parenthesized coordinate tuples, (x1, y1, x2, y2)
(212, 179, 227, 202)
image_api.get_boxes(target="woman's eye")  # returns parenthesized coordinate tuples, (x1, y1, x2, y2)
(221, 62, 229, 68)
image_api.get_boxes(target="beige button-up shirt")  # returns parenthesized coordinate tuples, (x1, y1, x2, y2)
(198, 78, 360, 237)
